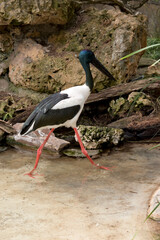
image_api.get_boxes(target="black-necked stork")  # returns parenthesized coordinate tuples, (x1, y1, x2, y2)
(21, 50, 116, 178)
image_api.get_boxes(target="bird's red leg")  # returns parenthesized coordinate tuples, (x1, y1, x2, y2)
(73, 128, 110, 170)
(25, 128, 55, 178)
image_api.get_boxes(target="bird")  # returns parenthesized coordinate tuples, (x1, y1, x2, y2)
(20, 49, 116, 178)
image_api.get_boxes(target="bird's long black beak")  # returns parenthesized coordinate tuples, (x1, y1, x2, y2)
(91, 57, 116, 81)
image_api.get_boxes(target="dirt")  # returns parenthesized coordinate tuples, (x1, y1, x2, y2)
(0, 142, 160, 240)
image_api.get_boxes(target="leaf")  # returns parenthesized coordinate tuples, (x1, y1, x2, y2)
(151, 58, 160, 67)
(149, 143, 160, 150)
(120, 43, 160, 60)
(144, 201, 160, 223)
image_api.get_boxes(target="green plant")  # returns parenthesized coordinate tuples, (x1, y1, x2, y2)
(120, 43, 160, 66)
(144, 201, 160, 223)
(3, 112, 13, 121)
(144, 38, 160, 60)
(131, 201, 160, 240)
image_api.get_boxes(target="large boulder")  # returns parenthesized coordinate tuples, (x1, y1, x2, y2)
(63, 8, 147, 84)
(9, 39, 85, 93)
(111, 11, 147, 81)
(8, 7, 147, 93)
(0, 0, 76, 25)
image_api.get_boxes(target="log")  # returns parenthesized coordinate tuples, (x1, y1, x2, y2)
(107, 113, 160, 131)
(107, 113, 160, 139)
(86, 77, 160, 104)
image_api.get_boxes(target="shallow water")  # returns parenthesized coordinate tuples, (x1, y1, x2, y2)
(0, 142, 160, 240)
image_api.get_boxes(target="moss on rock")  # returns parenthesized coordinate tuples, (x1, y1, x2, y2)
(76, 125, 124, 149)
(108, 91, 154, 118)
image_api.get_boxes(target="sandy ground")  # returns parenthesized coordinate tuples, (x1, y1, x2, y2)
(0, 142, 160, 240)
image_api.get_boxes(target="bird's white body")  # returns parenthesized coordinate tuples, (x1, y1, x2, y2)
(56, 84, 90, 110)
(60, 84, 90, 127)
(24, 84, 90, 134)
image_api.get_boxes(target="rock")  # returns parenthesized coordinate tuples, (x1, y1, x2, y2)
(146, 63, 160, 77)
(108, 91, 154, 118)
(8, 8, 147, 93)
(0, 33, 13, 53)
(7, 123, 70, 152)
(0, 78, 9, 92)
(128, 91, 153, 108)
(9, 39, 54, 93)
(127, 91, 154, 116)
(9, 39, 83, 93)
(139, 1, 160, 37)
(138, 57, 155, 67)
(63, 148, 101, 158)
(111, 11, 147, 81)
(75, 125, 124, 149)
(66, 8, 147, 84)
(0, 33, 13, 69)
(0, 0, 77, 25)
(148, 187, 160, 221)
(108, 97, 127, 118)
(137, 57, 160, 79)
(0, 60, 9, 75)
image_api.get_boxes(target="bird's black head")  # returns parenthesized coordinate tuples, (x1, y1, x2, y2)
(79, 49, 116, 81)
(79, 49, 95, 64)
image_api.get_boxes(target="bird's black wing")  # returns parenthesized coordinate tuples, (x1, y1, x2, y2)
(33, 105, 80, 131)
(20, 92, 69, 135)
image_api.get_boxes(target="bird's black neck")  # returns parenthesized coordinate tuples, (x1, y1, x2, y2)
(82, 62, 93, 91)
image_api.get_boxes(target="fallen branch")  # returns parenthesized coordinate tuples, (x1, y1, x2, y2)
(107, 113, 160, 131)
(86, 78, 160, 104)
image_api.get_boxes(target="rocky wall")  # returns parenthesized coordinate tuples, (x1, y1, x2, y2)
(0, 1, 147, 96)
(0, 0, 76, 25)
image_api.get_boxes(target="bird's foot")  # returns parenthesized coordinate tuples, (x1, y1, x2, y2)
(24, 170, 43, 178)
(24, 172, 35, 178)
(96, 164, 115, 171)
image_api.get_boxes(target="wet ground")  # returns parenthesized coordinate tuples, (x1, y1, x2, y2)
(0, 142, 160, 240)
